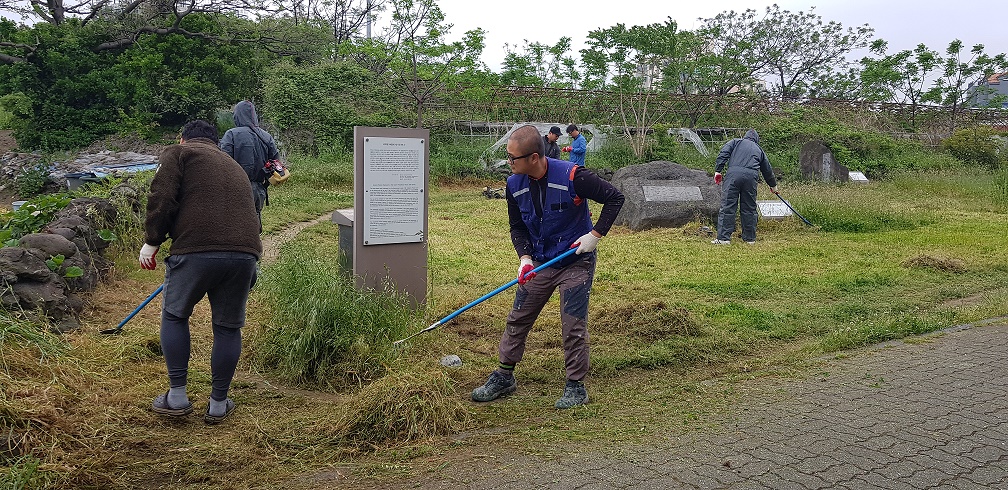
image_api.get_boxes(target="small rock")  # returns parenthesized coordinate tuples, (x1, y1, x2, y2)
(440, 354, 462, 367)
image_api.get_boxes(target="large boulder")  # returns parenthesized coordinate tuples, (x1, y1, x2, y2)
(799, 140, 849, 183)
(611, 161, 720, 231)
(0, 247, 53, 283)
(18, 233, 78, 259)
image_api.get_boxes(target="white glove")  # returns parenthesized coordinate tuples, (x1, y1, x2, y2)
(573, 231, 601, 255)
(517, 256, 535, 284)
(139, 243, 159, 270)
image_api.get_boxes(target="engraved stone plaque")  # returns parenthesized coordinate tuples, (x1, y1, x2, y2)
(757, 200, 793, 219)
(642, 185, 703, 202)
(849, 171, 869, 183)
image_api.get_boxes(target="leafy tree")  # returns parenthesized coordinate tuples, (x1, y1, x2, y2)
(385, 0, 483, 128)
(581, 19, 682, 157)
(752, 5, 875, 99)
(924, 40, 1008, 131)
(0, 0, 310, 59)
(695, 9, 769, 97)
(500, 37, 578, 88)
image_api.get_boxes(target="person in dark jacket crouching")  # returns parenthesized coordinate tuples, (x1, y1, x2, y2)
(140, 119, 262, 424)
(471, 124, 624, 409)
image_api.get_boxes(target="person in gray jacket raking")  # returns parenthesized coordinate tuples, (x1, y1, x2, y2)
(712, 129, 778, 244)
(220, 100, 280, 230)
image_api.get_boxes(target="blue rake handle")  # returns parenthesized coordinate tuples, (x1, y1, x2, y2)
(393, 248, 581, 345)
(102, 283, 164, 334)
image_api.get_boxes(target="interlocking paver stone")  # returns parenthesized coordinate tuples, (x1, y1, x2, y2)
(363, 320, 1008, 489)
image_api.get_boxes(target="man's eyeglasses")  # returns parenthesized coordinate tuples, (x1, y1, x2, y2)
(507, 151, 536, 164)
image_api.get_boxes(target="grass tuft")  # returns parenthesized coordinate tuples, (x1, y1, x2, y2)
(901, 254, 967, 274)
(325, 369, 472, 449)
(250, 233, 421, 390)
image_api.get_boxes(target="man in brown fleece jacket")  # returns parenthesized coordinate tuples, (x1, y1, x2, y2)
(140, 119, 262, 424)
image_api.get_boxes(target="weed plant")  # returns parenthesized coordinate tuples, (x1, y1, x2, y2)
(791, 182, 937, 233)
(994, 168, 1008, 210)
(70, 173, 154, 257)
(250, 226, 420, 389)
(429, 135, 498, 180)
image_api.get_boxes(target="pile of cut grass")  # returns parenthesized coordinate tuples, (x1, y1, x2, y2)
(324, 368, 472, 449)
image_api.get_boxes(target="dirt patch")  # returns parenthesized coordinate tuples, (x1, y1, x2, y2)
(0, 129, 16, 154)
(940, 292, 987, 309)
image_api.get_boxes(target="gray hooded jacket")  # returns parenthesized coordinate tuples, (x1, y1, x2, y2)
(220, 100, 280, 185)
(714, 129, 777, 187)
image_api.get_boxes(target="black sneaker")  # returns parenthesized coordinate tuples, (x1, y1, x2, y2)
(554, 379, 587, 409)
(471, 371, 517, 402)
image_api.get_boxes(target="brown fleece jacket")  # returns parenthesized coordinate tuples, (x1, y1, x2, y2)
(144, 137, 263, 259)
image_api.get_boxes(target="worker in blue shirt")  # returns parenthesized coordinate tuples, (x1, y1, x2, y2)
(563, 124, 587, 165)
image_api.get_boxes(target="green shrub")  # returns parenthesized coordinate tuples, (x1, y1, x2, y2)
(942, 126, 1005, 170)
(760, 106, 909, 177)
(262, 61, 405, 153)
(14, 163, 50, 197)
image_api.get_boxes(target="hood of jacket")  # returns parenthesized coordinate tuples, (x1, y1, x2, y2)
(233, 100, 260, 128)
(744, 129, 759, 144)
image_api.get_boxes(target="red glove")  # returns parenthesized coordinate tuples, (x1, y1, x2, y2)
(714, 172, 723, 185)
(562, 146, 572, 153)
(517, 257, 536, 285)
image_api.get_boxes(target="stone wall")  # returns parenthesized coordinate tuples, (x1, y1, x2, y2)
(0, 198, 117, 332)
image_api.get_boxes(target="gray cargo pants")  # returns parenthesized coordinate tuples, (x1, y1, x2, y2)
(498, 253, 595, 381)
(717, 168, 760, 242)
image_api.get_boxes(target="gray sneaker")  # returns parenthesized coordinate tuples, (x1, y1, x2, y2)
(554, 379, 588, 409)
(472, 371, 517, 402)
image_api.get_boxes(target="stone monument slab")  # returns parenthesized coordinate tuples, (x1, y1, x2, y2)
(611, 161, 720, 230)
(757, 200, 792, 219)
(800, 140, 849, 183)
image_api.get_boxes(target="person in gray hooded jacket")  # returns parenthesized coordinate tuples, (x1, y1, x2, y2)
(220, 100, 280, 228)
(712, 129, 778, 244)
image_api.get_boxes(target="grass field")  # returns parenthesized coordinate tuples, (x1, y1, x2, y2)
(3, 157, 1008, 488)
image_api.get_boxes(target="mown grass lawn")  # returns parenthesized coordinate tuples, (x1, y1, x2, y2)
(3, 166, 1007, 489)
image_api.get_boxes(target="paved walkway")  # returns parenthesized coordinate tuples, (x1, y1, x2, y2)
(413, 318, 1008, 489)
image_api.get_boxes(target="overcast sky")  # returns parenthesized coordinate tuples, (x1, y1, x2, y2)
(434, 0, 1007, 72)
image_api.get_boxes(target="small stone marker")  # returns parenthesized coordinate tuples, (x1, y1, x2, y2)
(440, 354, 462, 367)
(849, 171, 869, 183)
(757, 200, 793, 219)
(642, 185, 703, 202)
